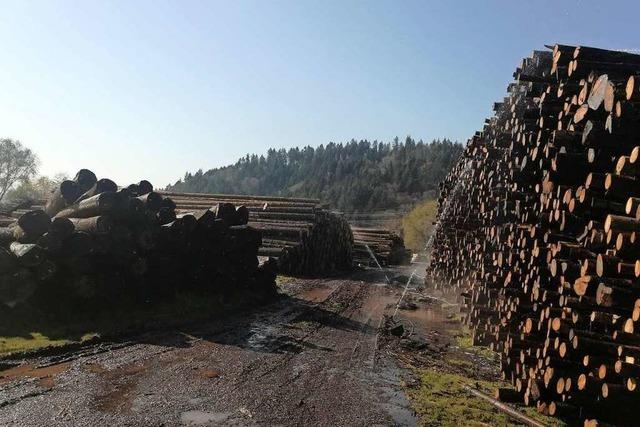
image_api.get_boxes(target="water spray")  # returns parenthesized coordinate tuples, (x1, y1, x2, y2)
(423, 159, 472, 263)
(364, 243, 391, 284)
(391, 159, 472, 312)
(392, 267, 417, 319)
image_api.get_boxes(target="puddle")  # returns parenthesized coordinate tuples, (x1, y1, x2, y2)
(93, 362, 149, 413)
(199, 369, 221, 379)
(400, 305, 447, 326)
(396, 302, 453, 346)
(244, 308, 303, 352)
(246, 326, 305, 354)
(0, 362, 70, 389)
(246, 324, 278, 352)
(372, 359, 417, 426)
(96, 380, 138, 412)
(355, 291, 396, 324)
(181, 410, 232, 425)
(85, 363, 107, 374)
(299, 285, 334, 303)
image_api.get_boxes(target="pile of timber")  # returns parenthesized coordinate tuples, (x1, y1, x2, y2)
(160, 192, 354, 276)
(427, 45, 640, 426)
(342, 211, 405, 228)
(351, 227, 411, 266)
(0, 169, 277, 310)
(0, 199, 35, 227)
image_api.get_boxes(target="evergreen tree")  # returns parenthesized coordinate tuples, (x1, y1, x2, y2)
(167, 137, 463, 212)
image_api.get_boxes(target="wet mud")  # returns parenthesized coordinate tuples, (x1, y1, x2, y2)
(0, 264, 445, 426)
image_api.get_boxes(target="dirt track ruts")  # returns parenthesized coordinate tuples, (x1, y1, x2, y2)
(0, 267, 427, 426)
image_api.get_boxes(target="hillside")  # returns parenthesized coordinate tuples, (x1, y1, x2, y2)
(167, 137, 462, 212)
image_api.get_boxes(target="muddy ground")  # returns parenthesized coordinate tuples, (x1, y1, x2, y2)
(0, 264, 486, 426)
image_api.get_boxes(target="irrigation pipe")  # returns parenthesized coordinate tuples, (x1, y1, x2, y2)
(463, 386, 547, 427)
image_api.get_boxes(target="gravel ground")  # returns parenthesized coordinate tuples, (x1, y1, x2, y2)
(0, 266, 435, 426)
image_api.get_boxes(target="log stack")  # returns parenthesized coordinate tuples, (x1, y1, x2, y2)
(0, 170, 277, 312)
(351, 226, 411, 267)
(160, 192, 354, 276)
(427, 45, 640, 426)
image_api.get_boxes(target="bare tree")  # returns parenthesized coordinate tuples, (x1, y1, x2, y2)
(0, 139, 38, 202)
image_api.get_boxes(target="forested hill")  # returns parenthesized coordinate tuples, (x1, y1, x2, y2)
(167, 137, 462, 212)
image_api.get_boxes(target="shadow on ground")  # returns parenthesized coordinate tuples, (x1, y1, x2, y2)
(0, 291, 376, 361)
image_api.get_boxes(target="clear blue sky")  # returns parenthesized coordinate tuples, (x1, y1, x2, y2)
(0, 0, 636, 187)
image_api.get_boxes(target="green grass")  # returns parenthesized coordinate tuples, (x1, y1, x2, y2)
(409, 368, 565, 427)
(455, 333, 473, 348)
(522, 407, 567, 426)
(276, 275, 296, 286)
(454, 326, 498, 360)
(447, 358, 474, 370)
(0, 332, 98, 356)
(404, 316, 565, 427)
(409, 368, 513, 426)
(0, 333, 70, 355)
(401, 199, 438, 252)
(0, 288, 268, 357)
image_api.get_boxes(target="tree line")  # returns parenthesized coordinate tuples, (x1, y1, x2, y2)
(0, 138, 46, 210)
(167, 137, 462, 212)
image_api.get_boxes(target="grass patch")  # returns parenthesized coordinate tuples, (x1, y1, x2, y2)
(0, 287, 276, 357)
(454, 326, 497, 360)
(402, 199, 437, 252)
(455, 333, 473, 348)
(447, 358, 473, 369)
(0, 333, 70, 355)
(409, 368, 565, 427)
(522, 407, 567, 426)
(0, 333, 97, 356)
(276, 275, 296, 286)
(409, 368, 513, 426)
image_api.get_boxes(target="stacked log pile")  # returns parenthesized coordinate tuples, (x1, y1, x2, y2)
(342, 211, 405, 228)
(0, 170, 277, 311)
(427, 45, 640, 425)
(351, 227, 411, 266)
(160, 192, 353, 276)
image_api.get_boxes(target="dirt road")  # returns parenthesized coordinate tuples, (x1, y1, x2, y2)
(0, 267, 437, 426)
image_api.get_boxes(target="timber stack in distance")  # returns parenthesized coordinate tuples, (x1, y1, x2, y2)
(351, 226, 411, 267)
(428, 44, 640, 426)
(161, 191, 354, 276)
(0, 170, 277, 314)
